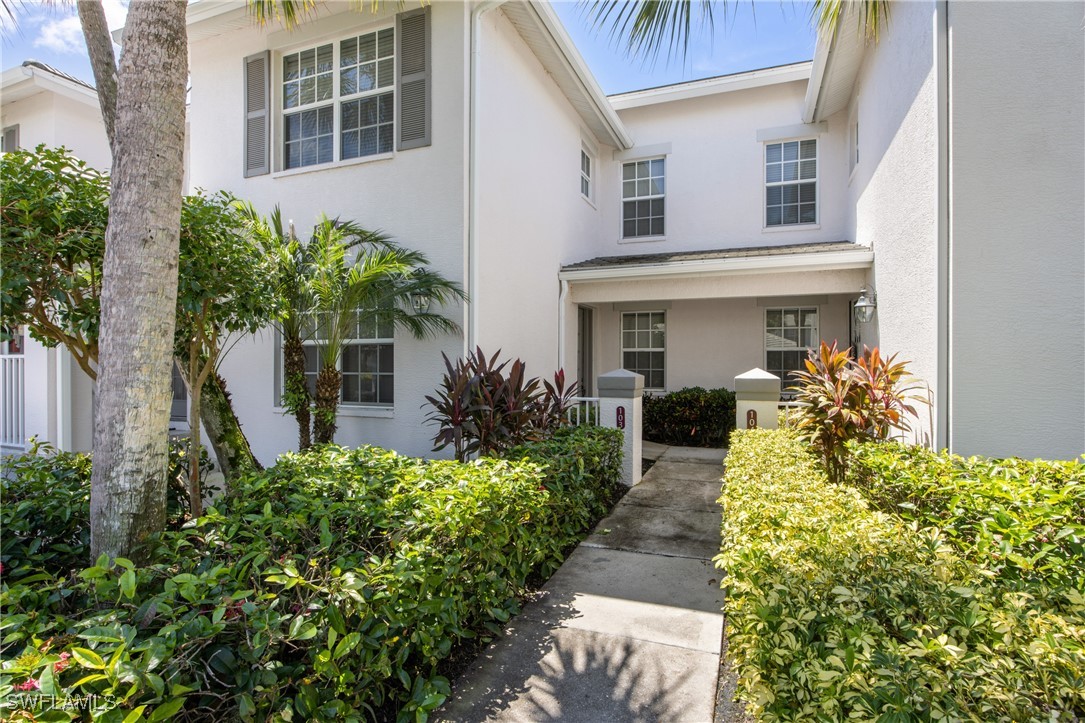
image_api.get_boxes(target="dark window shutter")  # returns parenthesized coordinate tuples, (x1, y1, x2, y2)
(243, 51, 270, 177)
(1, 125, 19, 152)
(396, 7, 431, 150)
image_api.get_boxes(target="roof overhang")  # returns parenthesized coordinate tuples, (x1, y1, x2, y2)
(560, 243, 874, 283)
(611, 62, 812, 111)
(1, 64, 100, 109)
(802, 7, 865, 123)
(501, 1, 632, 149)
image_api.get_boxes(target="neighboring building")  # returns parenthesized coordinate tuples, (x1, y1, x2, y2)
(183, 0, 1082, 463)
(0, 60, 111, 453)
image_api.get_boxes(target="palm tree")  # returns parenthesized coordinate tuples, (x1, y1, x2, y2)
(582, 0, 890, 63)
(305, 217, 464, 444)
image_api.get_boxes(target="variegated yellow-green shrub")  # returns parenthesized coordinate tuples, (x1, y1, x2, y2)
(715, 429, 1085, 721)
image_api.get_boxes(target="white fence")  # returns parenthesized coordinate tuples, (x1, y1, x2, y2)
(566, 397, 600, 427)
(1, 355, 25, 448)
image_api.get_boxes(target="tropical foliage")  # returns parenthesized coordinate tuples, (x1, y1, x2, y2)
(788, 341, 925, 483)
(716, 428, 1085, 721)
(643, 386, 735, 447)
(0, 427, 622, 721)
(424, 347, 580, 462)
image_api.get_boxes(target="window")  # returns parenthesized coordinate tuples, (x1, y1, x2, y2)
(765, 307, 818, 391)
(1, 125, 18, 153)
(580, 149, 592, 199)
(621, 311, 665, 390)
(282, 27, 394, 170)
(300, 313, 394, 405)
(765, 139, 816, 226)
(622, 158, 664, 238)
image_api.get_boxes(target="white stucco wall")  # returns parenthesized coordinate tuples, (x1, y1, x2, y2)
(947, 1, 1085, 459)
(474, 7, 611, 386)
(595, 80, 850, 258)
(846, 0, 940, 446)
(0, 90, 111, 170)
(188, 3, 469, 462)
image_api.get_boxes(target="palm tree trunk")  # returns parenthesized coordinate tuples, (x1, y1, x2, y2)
(313, 365, 340, 445)
(77, 0, 118, 154)
(88, 0, 188, 563)
(283, 334, 312, 450)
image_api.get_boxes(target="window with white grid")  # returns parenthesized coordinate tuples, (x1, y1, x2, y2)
(621, 311, 665, 390)
(282, 27, 394, 170)
(765, 307, 818, 391)
(622, 158, 665, 238)
(765, 139, 817, 226)
(580, 149, 592, 199)
(300, 313, 394, 406)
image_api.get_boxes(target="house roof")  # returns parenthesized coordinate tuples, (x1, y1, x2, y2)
(802, 6, 865, 123)
(1, 60, 100, 108)
(559, 240, 873, 281)
(610, 61, 812, 111)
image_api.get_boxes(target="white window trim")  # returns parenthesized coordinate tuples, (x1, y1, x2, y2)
(271, 21, 397, 174)
(620, 310, 666, 391)
(761, 136, 819, 231)
(301, 332, 395, 408)
(619, 156, 667, 244)
(848, 102, 860, 184)
(764, 306, 819, 393)
(580, 146, 595, 206)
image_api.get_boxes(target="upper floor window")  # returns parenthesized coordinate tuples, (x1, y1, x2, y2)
(282, 28, 395, 170)
(580, 149, 592, 199)
(622, 158, 665, 238)
(765, 139, 816, 226)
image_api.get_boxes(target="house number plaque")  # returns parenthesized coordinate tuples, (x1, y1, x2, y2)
(746, 409, 758, 429)
(616, 406, 626, 429)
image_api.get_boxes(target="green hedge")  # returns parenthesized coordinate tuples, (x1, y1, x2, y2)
(716, 429, 1085, 721)
(643, 386, 735, 447)
(0, 426, 623, 722)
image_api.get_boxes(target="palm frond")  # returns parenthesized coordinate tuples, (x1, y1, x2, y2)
(580, 0, 716, 64)
(811, 0, 890, 42)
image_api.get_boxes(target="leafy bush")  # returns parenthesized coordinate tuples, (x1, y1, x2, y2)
(789, 342, 926, 483)
(643, 386, 735, 447)
(424, 347, 579, 461)
(847, 442, 1085, 592)
(716, 428, 1085, 721)
(0, 427, 622, 722)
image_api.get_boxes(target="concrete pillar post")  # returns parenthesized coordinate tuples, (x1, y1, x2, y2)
(735, 368, 781, 431)
(597, 368, 643, 487)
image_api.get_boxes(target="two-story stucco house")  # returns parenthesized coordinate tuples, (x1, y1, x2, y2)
(182, 0, 1082, 463)
(6, 0, 1081, 463)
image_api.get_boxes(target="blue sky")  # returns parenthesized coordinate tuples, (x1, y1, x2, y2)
(1, 1, 816, 95)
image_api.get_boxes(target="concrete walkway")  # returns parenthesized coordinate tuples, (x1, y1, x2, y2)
(438, 446, 727, 723)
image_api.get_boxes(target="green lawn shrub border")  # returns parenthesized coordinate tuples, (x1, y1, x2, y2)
(0, 426, 623, 722)
(643, 386, 735, 448)
(715, 429, 1085, 721)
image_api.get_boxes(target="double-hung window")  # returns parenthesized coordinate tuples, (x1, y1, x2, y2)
(622, 158, 665, 238)
(765, 307, 818, 391)
(621, 311, 665, 390)
(301, 312, 395, 406)
(580, 149, 592, 199)
(765, 139, 817, 226)
(282, 27, 395, 170)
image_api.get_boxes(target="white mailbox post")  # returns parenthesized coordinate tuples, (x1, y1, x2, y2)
(597, 368, 644, 487)
(735, 368, 781, 431)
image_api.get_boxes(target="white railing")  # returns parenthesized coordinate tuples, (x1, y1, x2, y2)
(566, 396, 600, 427)
(1, 355, 25, 448)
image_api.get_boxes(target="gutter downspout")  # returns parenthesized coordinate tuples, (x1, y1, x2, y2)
(557, 279, 569, 375)
(467, 0, 505, 355)
(935, 0, 951, 451)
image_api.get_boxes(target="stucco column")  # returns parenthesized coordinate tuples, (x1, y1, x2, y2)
(597, 368, 643, 487)
(735, 368, 780, 431)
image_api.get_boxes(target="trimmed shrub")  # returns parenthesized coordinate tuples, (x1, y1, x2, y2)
(716, 429, 1085, 721)
(0, 427, 622, 722)
(643, 386, 735, 447)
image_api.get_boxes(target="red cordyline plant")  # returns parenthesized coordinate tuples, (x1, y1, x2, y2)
(788, 341, 927, 484)
(423, 347, 579, 461)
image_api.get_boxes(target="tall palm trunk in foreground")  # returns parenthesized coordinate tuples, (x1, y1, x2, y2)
(88, 0, 188, 562)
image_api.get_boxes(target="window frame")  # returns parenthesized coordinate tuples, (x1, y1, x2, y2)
(273, 22, 397, 174)
(580, 147, 593, 202)
(620, 310, 666, 391)
(763, 137, 818, 229)
(294, 313, 396, 409)
(764, 306, 819, 393)
(620, 156, 666, 242)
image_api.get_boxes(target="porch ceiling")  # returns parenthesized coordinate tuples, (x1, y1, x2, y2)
(561, 241, 873, 304)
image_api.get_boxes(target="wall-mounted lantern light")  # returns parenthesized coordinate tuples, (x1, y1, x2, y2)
(410, 292, 432, 314)
(854, 286, 877, 324)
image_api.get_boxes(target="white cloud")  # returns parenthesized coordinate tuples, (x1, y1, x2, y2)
(30, 0, 128, 56)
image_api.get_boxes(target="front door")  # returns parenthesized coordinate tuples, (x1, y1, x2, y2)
(577, 306, 594, 396)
